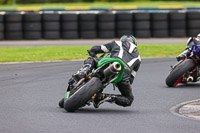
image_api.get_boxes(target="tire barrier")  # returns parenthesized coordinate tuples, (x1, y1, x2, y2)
(5, 12, 23, 40)
(79, 13, 97, 39)
(0, 11, 200, 40)
(23, 12, 42, 40)
(169, 12, 186, 37)
(133, 12, 151, 38)
(42, 12, 60, 39)
(186, 12, 200, 37)
(61, 13, 79, 39)
(116, 12, 133, 38)
(151, 13, 168, 37)
(98, 13, 115, 38)
(0, 13, 4, 40)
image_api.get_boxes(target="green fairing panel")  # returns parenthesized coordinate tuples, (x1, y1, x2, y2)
(97, 58, 124, 84)
(64, 91, 70, 102)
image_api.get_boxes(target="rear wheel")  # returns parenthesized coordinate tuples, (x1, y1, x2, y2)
(165, 59, 195, 87)
(58, 98, 64, 108)
(64, 77, 103, 112)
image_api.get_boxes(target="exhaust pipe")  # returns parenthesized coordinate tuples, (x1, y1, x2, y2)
(187, 76, 194, 82)
(111, 62, 121, 72)
(103, 62, 122, 77)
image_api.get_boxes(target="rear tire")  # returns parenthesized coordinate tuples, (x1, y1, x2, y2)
(165, 59, 195, 87)
(64, 77, 103, 112)
(58, 98, 64, 108)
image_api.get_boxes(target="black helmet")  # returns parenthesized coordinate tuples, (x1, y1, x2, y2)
(120, 35, 137, 46)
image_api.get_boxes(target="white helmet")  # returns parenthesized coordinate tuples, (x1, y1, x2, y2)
(197, 33, 200, 39)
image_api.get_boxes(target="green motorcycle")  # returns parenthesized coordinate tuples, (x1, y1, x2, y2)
(58, 57, 124, 112)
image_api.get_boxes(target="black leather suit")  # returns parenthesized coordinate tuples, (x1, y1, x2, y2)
(84, 40, 141, 107)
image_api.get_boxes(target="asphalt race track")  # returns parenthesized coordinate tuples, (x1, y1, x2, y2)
(0, 58, 200, 133)
(0, 38, 187, 47)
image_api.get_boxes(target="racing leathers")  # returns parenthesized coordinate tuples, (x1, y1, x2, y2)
(78, 40, 141, 107)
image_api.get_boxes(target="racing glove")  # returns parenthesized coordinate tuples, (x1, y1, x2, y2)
(176, 50, 190, 61)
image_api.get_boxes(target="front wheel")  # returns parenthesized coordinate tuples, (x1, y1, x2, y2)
(165, 59, 195, 87)
(64, 77, 103, 112)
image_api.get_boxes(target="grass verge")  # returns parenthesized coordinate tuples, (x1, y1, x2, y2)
(0, 44, 186, 63)
(1, 1, 200, 10)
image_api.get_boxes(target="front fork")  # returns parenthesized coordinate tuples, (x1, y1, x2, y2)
(171, 60, 184, 70)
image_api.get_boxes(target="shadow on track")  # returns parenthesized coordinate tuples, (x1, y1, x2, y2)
(57, 107, 138, 114)
(78, 108, 136, 114)
(165, 83, 200, 90)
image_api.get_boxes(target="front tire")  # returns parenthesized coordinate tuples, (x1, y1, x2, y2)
(165, 59, 195, 87)
(64, 77, 103, 112)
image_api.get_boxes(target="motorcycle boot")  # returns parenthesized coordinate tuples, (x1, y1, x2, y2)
(72, 57, 96, 81)
(93, 93, 115, 108)
(72, 64, 93, 81)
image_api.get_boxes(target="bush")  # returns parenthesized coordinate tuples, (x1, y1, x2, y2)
(0, 0, 12, 4)
(0, 0, 6, 4)
(2, 0, 200, 4)
(15, 0, 82, 4)
(13, 0, 139, 4)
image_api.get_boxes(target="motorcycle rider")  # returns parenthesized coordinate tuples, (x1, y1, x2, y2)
(71, 35, 141, 108)
(176, 33, 200, 61)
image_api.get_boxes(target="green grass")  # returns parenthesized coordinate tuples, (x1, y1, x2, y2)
(0, 44, 186, 63)
(139, 44, 185, 57)
(1, 1, 200, 10)
(0, 46, 91, 62)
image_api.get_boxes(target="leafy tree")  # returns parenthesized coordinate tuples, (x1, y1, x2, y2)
(0, 0, 12, 4)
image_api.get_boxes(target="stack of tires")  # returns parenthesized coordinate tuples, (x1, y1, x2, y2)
(0, 13, 4, 40)
(5, 12, 23, 40)
(116, 12, 133, 38)
(79, 13, 97, 39)
(42, 12, 60, 39)
(186, 12, 200, 37)
(61, 13, 79, 39)
(23, 12, 42, 40)
(169, 12, 186, 37)
(133, 12, 151, 38)
(97, 13, 115, 38)
(151, 13, 169, 37)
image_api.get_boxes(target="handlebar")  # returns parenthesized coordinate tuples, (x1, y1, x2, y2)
(87, 50, 96, 57)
